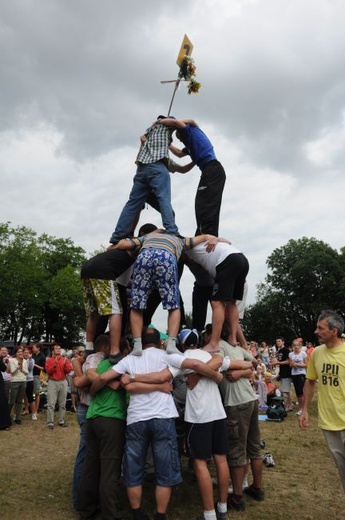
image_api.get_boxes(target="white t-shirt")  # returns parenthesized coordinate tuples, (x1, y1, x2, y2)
(289, 350, 307, 376)
(182, 349, 230, 424)
(186, 242, 241, 279)
(112, 347, 184, 426)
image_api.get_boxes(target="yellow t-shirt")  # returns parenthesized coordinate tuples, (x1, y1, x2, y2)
(307, 342, 345, 430)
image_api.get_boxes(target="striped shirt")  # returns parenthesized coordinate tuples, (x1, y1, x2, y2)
(136, 124, 173, 164)
(130, 233, 193, 261)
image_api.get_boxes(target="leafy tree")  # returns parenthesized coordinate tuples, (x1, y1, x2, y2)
(242, 237, 345, 344)
(0, 222, 87, 346)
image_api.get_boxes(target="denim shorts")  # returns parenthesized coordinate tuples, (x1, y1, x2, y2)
(124, 418, 182, 487)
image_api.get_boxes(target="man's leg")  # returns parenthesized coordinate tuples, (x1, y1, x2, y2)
(224, 301, 239, 346)
(250, 458, 263, 490)
(213, 454, 230, 504)
(97, 417, 126, 520)
(57, 380, 68, 425)
(46, 379, 57, 425)
(130, 309, 144, 356)
(195, 162, 226, 236)
(193, 458, 215, 510)
(110, 166, 151, 243)
(149, 162, 179, 235)
(203, 300, 225, 352)
(166, 308, 181, 354)
(155, 486, 172, 514)
(72, 404, 88, 508)
(109, 313, 122, 358)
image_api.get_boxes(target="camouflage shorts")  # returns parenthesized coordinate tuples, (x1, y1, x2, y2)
(82, 278, 123, 317)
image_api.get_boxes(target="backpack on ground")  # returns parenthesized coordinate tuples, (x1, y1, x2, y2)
(266, 396, 287, 421)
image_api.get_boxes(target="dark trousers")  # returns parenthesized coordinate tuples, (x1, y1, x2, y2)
(78, 416, 126, 520)
(192, 282, 213, 332)
(195, 160, 226, 236)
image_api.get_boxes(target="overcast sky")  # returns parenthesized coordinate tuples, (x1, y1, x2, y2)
(1, 0, 345, 332)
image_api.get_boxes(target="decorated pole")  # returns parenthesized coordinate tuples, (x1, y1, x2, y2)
(161, 34, 201, 116)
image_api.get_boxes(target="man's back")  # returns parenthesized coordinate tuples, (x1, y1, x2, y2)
(219, 340, 256, 406)
(183, 348, 226, 423)
(114, 347, 180, 425)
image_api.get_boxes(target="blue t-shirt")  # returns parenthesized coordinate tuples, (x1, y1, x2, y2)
(178, 124, 216, 169)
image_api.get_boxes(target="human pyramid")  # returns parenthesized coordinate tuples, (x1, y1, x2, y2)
(73, 112, 265, 520)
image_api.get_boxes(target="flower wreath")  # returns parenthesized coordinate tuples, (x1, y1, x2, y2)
(178, 56, 201, 94)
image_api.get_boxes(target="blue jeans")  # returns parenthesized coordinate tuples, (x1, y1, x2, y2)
(124, 418, 182, 487)
(110, 161, 179, 243)
(72, 404, 88, 508)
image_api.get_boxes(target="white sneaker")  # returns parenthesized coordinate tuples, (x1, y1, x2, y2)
(32, 414, 37, 420)
(295, 410, 302, 416)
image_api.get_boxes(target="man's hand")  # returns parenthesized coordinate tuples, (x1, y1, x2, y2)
(108, 380, 121, 391)
(226, 369, 242, 382)
(121, 374, 130, 386)
(298, 411, 309, 431)
(186, 373, 201, 390)
(160, 382, 173, 394)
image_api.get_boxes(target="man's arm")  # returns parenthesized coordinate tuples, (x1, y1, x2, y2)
(120, 368, 172, 387)
(169, 144, 187, 158)
(228, 359, 253, 370)
(181, 119, 199, 127)
(153, 117, 186, 129)
(169, 159, 195, 174)
(298, 378, 316, 431)
(90, 368, 121, 397)
(107, 238, 138, 252)
(225, 367, 253, 382)
(124, 381, 173, 395)
(181, 356, 223, 384)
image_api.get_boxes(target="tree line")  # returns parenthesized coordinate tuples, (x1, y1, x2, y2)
(0, 222, 87, 346)
(1, 223, 344, 347)
(242, 237, 345, 345)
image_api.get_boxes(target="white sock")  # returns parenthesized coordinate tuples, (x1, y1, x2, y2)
(132, 338, 143, 356)
(216, 501, 227, 513)
(166, 337, 179, 354)
(203, 510, 217, 520)
(85, 341, 94, 351)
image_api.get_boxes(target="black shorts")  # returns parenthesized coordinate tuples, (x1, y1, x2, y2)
(185, 419, 228, 460)
(211, 253, 249, 302)
(292, 374, 305, 397)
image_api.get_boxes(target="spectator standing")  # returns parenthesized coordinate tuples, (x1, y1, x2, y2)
(23, 347, 35, 418)
(32, 343, 46, 419)
(0, 353, 11, 430)
(7, 347, 28, 424)
(45, 345, 72, 429)
(299, 310, 345, 491)
(0, 346, 11, 402)
(289, 340, 308, 416)
(274, 336, 293, 411)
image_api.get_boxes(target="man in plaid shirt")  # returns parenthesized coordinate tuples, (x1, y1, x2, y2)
(110, 116, 183, 245)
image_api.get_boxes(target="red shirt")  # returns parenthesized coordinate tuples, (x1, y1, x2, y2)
(45, 355, 72, 381)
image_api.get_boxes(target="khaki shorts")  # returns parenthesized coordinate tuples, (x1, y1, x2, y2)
(225, 400, 262, 466)
(82, 278, 123, 317)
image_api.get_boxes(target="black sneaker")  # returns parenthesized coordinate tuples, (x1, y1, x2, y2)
(227, 493, 245, 511)
(109, 353, 124, 365)
(244, 484, 265, 501)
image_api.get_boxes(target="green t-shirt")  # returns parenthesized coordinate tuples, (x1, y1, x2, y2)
(86, 359, 127, 420)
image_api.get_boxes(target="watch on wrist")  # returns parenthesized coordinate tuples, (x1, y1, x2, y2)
(129, 374, 136, 382)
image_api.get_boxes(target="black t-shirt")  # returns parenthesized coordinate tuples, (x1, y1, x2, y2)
(277, 346, 291, 378)
(81, 250, 135, 280)
(33, 353, 46, 376)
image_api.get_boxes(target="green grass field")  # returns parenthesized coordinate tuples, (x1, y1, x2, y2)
(1, 394, 343, 520)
